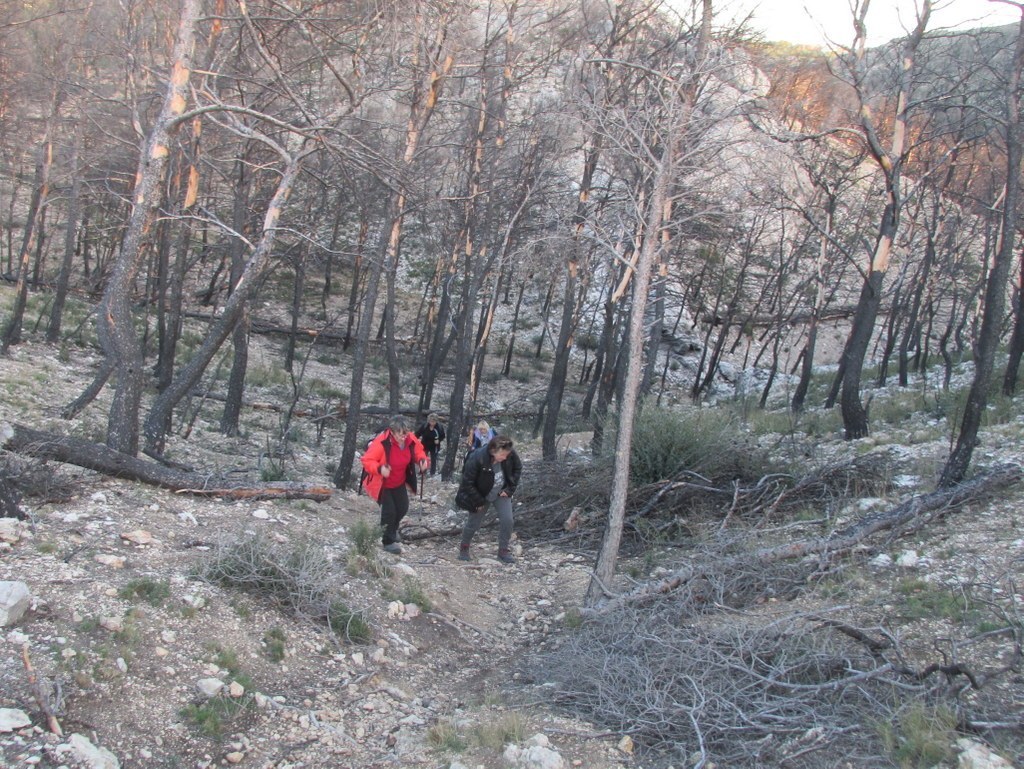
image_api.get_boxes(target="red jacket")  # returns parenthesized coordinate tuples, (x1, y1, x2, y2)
(360, 430, 427, 502)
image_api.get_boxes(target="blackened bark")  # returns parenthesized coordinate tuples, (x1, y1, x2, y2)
(941, 14, 1024, 486)
(840, 268, 886, 439)
(145, 148, 311, 455)
(2, 135, 53, 353)
(46, 128, 81, 344)
(96, 0, 200, 455)
(1003, 253, 1024, 395)
(221, 159, 253, 437)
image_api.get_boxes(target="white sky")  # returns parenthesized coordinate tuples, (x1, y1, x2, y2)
(721, 0, 1022, 47)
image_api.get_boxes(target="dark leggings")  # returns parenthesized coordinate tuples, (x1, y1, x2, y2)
(379, 485, 409, 545)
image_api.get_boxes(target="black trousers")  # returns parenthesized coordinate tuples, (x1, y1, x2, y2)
(379, 485, 409, 545)
(426, 446, 439, 476)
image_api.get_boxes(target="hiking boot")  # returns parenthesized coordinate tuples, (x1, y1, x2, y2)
(497, 550, 516, 565)
(382, 542, 402, 555)
(457, 546, 471, 562)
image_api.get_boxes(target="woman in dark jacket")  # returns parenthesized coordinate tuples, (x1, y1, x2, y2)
(455, 434, 522, 564)
(414, 413, 445, 477)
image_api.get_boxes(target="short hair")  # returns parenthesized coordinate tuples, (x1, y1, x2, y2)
(427, 413, 439, 422)
(488, 434, 513, 453)
(388, 415, 412, 433)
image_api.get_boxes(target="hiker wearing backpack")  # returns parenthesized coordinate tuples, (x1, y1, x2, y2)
(455, 434, 522, 564)
(360, 416, 429, 554)
(414, 413, 445, 477)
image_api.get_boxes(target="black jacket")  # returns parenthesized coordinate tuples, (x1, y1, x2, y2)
(415, 421, 446, 451)
(455, 446, 522, 511)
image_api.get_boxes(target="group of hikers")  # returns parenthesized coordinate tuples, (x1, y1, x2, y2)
(359, 414, 522, 565)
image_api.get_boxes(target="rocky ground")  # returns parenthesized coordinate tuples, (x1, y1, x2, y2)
(2, 318, 1024, 769)
(0, 337, 639, 769)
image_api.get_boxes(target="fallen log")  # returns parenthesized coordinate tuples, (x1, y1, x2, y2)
(589, 463, 1023, 614)
(2, 423, 331, 502)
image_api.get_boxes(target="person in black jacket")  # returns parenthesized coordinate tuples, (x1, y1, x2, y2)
(455, 434, 522, 564)
(414, 413, 446, 477)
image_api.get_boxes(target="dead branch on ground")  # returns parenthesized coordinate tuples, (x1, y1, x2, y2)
(595, 463, 1022, 614)
(2, 423, 331, 501)
(629, 451, 895, 525)
(532, 572, 1024, 768)
(21, 644, 62, 736)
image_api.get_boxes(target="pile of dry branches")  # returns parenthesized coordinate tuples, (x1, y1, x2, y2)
(529, 464, 1024, 767)
(512, 450, 896, 545)
(531, 573, 1024, 768)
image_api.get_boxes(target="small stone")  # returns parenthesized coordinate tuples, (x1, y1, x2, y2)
(0, 519, 24, 544)
(896, 550, 919, 568)
(0, 708, 31, 732)
(196, 678, 224, 698)
(120, 529, 154, 545)
(618, 735, 634, 755)
(94, 554, 126, 569)
(0, 581, 32, 626)
(225, 751, 245, 764)
(229, 681, 245, 698)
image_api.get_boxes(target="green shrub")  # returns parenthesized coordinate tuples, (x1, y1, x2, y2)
(470, 713, 527, 751)
(350, 519, 380, 558)
(263, 627, 288, 663)
(198, 533, 370, 643)
(181, 697, 246, 737)
(326, 599, 372, 644)
(427, 719, 467, 752)
(386, 577, 433, 613)
(895, 578, 967, 622)
(260, 456, 287, 482)
(118, 578, 171, 607)
(629, 405, 781, 486)
(208, 644, 241, 676)
(876, 702, 957, 769)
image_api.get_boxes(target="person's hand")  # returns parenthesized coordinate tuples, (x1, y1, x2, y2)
(476, 506, 485, 513)
(419, 459, 428, 472)
(499, 490, 509, 497)
(380, 465, 391, 478)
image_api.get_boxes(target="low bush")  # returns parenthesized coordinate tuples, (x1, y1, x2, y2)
(629, 404, 782, 486)
(197, 533, 372, 644)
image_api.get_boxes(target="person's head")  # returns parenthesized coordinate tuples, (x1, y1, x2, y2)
(427, 412, 439, 426)
(488, 434, 513, 462)
(388, 415, 412, 440)
(476, 420, 490, 436)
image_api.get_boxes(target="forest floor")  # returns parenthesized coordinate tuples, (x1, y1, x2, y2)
(2, 292, 1024, 769)
(0, 328, 647, 769)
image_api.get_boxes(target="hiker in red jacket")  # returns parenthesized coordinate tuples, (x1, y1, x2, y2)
(360, 416, 428, 554)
